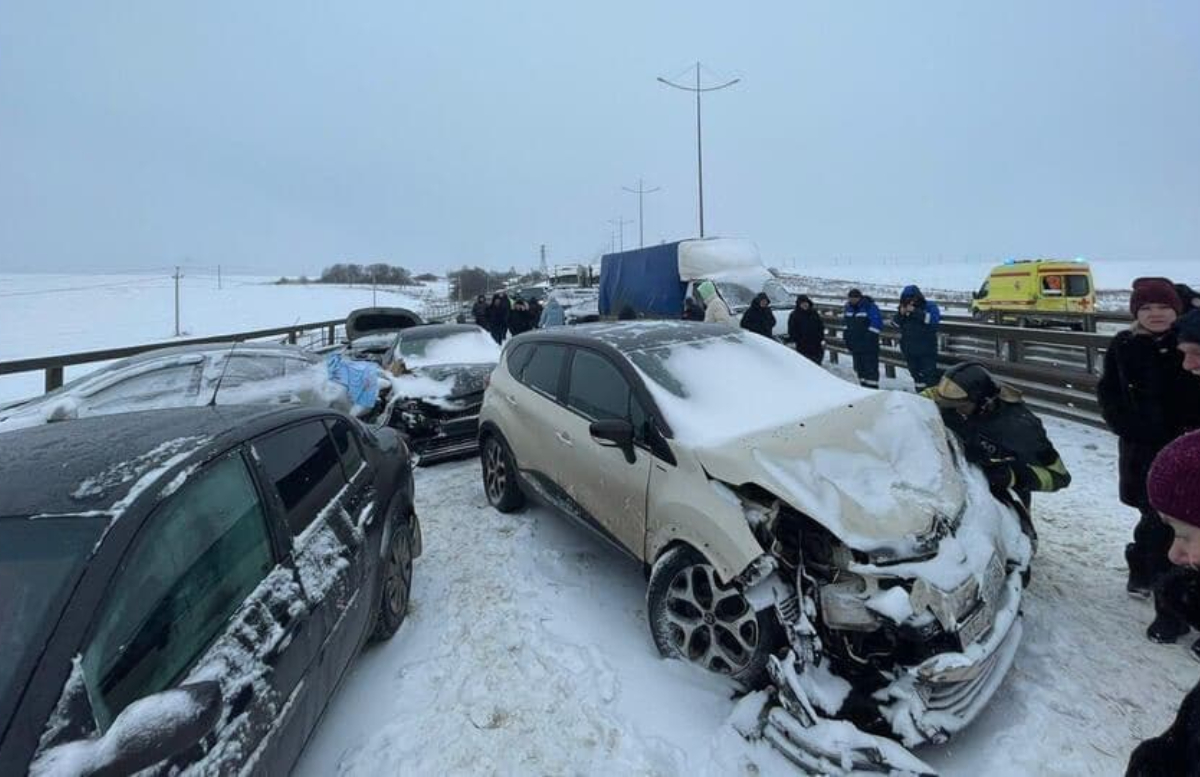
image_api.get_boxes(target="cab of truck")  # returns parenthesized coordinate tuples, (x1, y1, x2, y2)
(971, 258, 1095, 326)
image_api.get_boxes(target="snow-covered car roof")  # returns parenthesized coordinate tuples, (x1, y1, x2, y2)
(0, 343, 347, 432)
(0, 405, 303, 517)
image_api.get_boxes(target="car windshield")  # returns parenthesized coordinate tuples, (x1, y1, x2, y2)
(715, 279, 793, 310)
(397, 330, 500, 367)
(0, 515, 106, 731)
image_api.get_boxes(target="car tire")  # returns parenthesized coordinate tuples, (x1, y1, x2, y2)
(371, 510, 414, 642)
(481, 433, 524, 512)
(647, 545, 782, 688)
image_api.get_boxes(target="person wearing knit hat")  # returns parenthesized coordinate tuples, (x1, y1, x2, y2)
(1098, 277, 1200, 627)
(1176, 309, 1200, 376)
(1126, 431, 1200, 775)
(1127, 276, 1182, 318)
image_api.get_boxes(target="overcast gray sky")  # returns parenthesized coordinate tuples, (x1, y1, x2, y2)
(1, 1, 1197, 276)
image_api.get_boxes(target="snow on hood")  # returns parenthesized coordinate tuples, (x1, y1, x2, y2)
(389, 372, 459, 402)
(403, 331, 499, 369)
(631, 334, 965, 550)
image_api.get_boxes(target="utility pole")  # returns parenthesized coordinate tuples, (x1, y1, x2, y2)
(173, 266, 182, 336)
(217, 264, 222, 290)
(657, 62, 740, 238)
(372, 270, 378, 307)
(607, 218, 633, 252)
(622, 178, 661, 248)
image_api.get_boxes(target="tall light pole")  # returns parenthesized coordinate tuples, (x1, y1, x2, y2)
(607, 217, 633, 252)
(657, 62, 739, 238)
(622, 178, 661, 248)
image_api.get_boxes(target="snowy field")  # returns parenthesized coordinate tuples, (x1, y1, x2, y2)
(768, 257, 1197, 295)
(0, 274, 445, 403)
(294, 362, 1198, 777)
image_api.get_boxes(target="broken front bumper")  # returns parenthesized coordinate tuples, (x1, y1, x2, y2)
(875, 570, 1024, 747)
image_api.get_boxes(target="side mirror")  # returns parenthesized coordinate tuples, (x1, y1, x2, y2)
(43, 682, 224, 777)
(589, 419, 636, 464)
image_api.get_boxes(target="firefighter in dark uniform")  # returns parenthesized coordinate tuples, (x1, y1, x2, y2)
(924, 362, 1071, 540)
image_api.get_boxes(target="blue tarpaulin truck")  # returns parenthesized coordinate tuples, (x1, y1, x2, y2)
(598, 238, 793, 324)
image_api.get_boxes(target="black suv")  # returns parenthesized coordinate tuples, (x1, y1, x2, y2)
(0, 405, 419, 776)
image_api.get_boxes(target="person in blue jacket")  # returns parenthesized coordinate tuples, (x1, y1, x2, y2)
(893, 284, 942, 391)
(843, 289, 883, 388)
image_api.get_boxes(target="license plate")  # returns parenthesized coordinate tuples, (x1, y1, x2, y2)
(958, 597, 995, 647)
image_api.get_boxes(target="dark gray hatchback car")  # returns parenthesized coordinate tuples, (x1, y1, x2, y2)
(0, 404, 419, 776)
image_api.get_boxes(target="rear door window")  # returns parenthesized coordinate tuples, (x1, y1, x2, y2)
(253, 421, 347, 535)
(507, 343, 535, 377)
(521, 344, 567, 398)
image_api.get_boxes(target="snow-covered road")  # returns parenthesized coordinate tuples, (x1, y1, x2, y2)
(295, 406, 1197, 776)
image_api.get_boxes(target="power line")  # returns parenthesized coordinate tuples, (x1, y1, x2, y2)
(622, 178, 661, 249)
(0, 277, 172, 298)
(657, 62, 740, 238)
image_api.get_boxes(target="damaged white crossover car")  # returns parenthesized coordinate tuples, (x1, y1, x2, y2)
(478, 322, 1033, 772)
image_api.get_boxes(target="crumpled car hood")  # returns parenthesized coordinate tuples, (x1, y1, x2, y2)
(406, 363, 494, 399)
(693, 390, 965, 553)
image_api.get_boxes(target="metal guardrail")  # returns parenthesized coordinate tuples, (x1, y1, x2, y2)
(0, 319, 347, 394)
(0, 301, 1115, 429)
(0, 302, 466, 398)
(812, 304, 1110, 427)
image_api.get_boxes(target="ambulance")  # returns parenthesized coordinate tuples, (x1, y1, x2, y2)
(970, 258, 1096, 326)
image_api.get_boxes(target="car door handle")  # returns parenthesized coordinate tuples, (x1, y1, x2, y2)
(505, 393, 518, 406)
(555, 431, 573, 447)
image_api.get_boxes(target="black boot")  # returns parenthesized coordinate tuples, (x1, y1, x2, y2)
(1147, 612, 1190, 644)
(1126, 543, 1154, 599)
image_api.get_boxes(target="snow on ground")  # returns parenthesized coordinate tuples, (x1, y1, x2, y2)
(0, 274, 435, 403)
(297, 360, 1198, 777)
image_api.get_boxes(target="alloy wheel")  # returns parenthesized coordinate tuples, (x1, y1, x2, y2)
(484, 440, 507, 504)
(663, 563, 760, 674)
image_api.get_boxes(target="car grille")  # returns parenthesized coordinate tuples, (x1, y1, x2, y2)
(915, 617, 1022, 718)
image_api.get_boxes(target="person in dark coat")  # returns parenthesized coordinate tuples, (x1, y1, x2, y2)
(1174, 283, 1200, 313)
(1127, 431, 1200, 776)
(788, 295, 825, 364)
(1097, 278, 1200, 626)
(843, 289, 883, 388)
(507, 298, 535, 336)
(1179, 310, 1200, 377)
(471, 294, 489, 328)
(925, 363, 1070, 528)
(528, 297, 544, 326)
(486, 293, 509, 344)
(682, 297, 705, 322)
(739, 293, 776, 338)
(893, 284, 942, 391)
